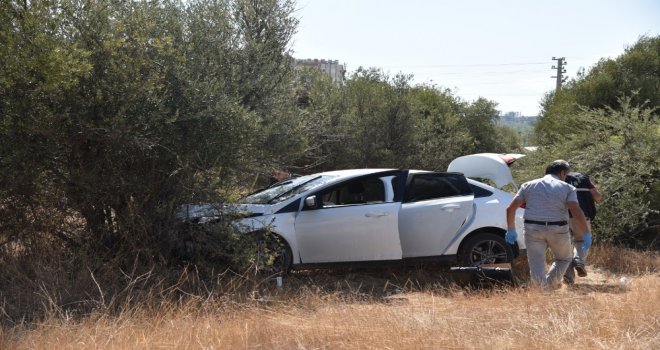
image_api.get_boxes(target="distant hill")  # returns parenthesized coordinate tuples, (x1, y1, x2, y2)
(499, 113, 538, 128)
(498, 113, 538, 146)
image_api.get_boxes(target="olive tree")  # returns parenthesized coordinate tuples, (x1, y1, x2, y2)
(0, 0, 298, 266)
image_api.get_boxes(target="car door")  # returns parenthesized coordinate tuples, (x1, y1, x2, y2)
(398, 172, 474, 258)
(294, 173, 403, 263)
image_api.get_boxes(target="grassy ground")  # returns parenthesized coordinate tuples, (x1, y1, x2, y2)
(1, 246, 658, 349)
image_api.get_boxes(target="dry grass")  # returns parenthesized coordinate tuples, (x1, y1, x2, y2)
(1, 246, 659, 350)
(588, 244, 659, 274)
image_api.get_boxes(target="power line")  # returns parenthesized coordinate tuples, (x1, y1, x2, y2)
(406, 69, 548, 76)
(380, 62, 549, 68)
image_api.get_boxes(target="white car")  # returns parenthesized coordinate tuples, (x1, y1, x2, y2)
(178, 153, 526, 272)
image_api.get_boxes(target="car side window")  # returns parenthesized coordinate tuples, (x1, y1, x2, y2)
(405, 173, 472, 203)
(362, 177, 386, 203)
(320, 176, 386, 207)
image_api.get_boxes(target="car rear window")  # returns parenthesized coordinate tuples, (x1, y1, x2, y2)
(405, 173, 472, 202)
(470, 184, 494, 198)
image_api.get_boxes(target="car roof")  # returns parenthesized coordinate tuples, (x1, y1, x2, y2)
(315, 168, 397, 177)
(315, 168, 440, 178)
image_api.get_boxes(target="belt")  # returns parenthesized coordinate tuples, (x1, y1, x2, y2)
(524, 219, 568, 226)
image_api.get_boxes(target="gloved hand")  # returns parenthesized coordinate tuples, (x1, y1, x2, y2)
(505, 228, 518, 244)
(582, 232, 592, 250)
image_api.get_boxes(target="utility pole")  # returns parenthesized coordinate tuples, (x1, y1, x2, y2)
(551, 57, 567, 91)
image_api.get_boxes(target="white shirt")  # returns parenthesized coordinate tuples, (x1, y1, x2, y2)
(513, 174, 578, 222)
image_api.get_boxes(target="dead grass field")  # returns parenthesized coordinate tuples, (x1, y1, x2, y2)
(1, 246, 658, 350)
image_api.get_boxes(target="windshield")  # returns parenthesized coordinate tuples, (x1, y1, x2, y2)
(241, 175, 338, 204)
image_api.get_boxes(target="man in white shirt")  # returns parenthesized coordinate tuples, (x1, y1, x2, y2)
(505, 160, 592, 289)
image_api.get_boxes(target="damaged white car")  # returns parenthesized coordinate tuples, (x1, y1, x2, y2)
(178, 153, 526, 272)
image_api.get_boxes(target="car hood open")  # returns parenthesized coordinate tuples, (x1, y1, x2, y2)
(447, 153, 525, 189)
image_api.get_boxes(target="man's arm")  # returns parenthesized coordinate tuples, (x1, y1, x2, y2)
(587, 179, 603, 202)
(567, 201, 589, 233)
(506, 198, 524, 229)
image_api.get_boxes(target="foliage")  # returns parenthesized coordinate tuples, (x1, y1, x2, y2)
(335, 69, 418, 168)
(406, 85, 474, 170)
(293, 68, 521, 173)
(458, 98, 501, 152)
(0, 0, 297, 268)
(532, 35, 660, 248)
(291, 67, 346, 170)
(523, 101, 659, 247)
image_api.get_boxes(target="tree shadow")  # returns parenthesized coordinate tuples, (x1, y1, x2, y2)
(567, 282, 630, 294)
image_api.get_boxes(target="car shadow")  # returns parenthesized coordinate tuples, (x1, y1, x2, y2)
(276, 264, 522, 303)
(281, 266, 449, 299)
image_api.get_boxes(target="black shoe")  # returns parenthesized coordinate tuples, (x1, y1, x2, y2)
(563, 275, 575, 285)
(573, 258, 587, 277)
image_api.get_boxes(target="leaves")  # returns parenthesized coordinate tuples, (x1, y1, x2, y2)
(294, 69, 520, 172)
(0, 0, 298, 263)
(534, 36, 660, 247)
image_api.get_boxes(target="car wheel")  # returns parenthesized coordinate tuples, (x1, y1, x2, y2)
(460, 233, 513, 267)
(254, 233, 292, 275)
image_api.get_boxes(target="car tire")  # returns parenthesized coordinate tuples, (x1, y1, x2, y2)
(255, 233, 293, 275)
(459, 233, 514, 267)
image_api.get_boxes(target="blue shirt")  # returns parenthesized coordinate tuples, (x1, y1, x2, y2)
(513, 174, 578, 222)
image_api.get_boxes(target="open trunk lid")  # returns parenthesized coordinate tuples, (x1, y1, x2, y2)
(447, 153, 525, 190)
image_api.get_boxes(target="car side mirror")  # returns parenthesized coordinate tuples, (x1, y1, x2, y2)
(304, 195, 318, 209)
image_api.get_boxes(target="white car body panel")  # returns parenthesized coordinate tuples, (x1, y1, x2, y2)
(399, 195, 473, 258)
(438, 179, 526, 256)
(233, 212, 298, 253)
(295, 202, 402, 263)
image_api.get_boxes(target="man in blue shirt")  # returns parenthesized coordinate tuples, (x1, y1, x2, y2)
(505, 160, 592, 289)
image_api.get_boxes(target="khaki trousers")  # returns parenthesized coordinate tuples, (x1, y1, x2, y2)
(565, 218, 592, 280)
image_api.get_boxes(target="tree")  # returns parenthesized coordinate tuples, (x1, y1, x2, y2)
(291, 67, 346, 171)
(334, 68, 418, 168)
(292, 69, 513, 172)
(408, 85, 473, 170)
(458, 97, 519, 154)
(528, 101, 658, 247)
(531, 35, 660, 247)
(0, 0, 298, 265)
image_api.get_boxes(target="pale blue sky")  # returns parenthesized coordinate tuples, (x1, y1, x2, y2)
(291, 0, 660, 116)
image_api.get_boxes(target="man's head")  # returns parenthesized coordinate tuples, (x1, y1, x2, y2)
(545, 160, 571, 180)
(272, 170, 289, 181)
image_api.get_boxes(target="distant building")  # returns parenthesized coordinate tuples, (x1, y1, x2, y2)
(293, 58, 346, 83)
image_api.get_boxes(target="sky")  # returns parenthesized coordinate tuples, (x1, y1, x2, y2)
(291, 0, 660, 116)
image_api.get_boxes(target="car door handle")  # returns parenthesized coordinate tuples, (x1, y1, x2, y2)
(441, 204, 461, 212)
(365, 212, 389, 218)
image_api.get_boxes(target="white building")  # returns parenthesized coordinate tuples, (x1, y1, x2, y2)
(294, 58, 346, 83)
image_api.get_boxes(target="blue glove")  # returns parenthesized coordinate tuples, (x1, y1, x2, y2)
(505, 229, 518, 244)
(582, 232, 592, 250)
